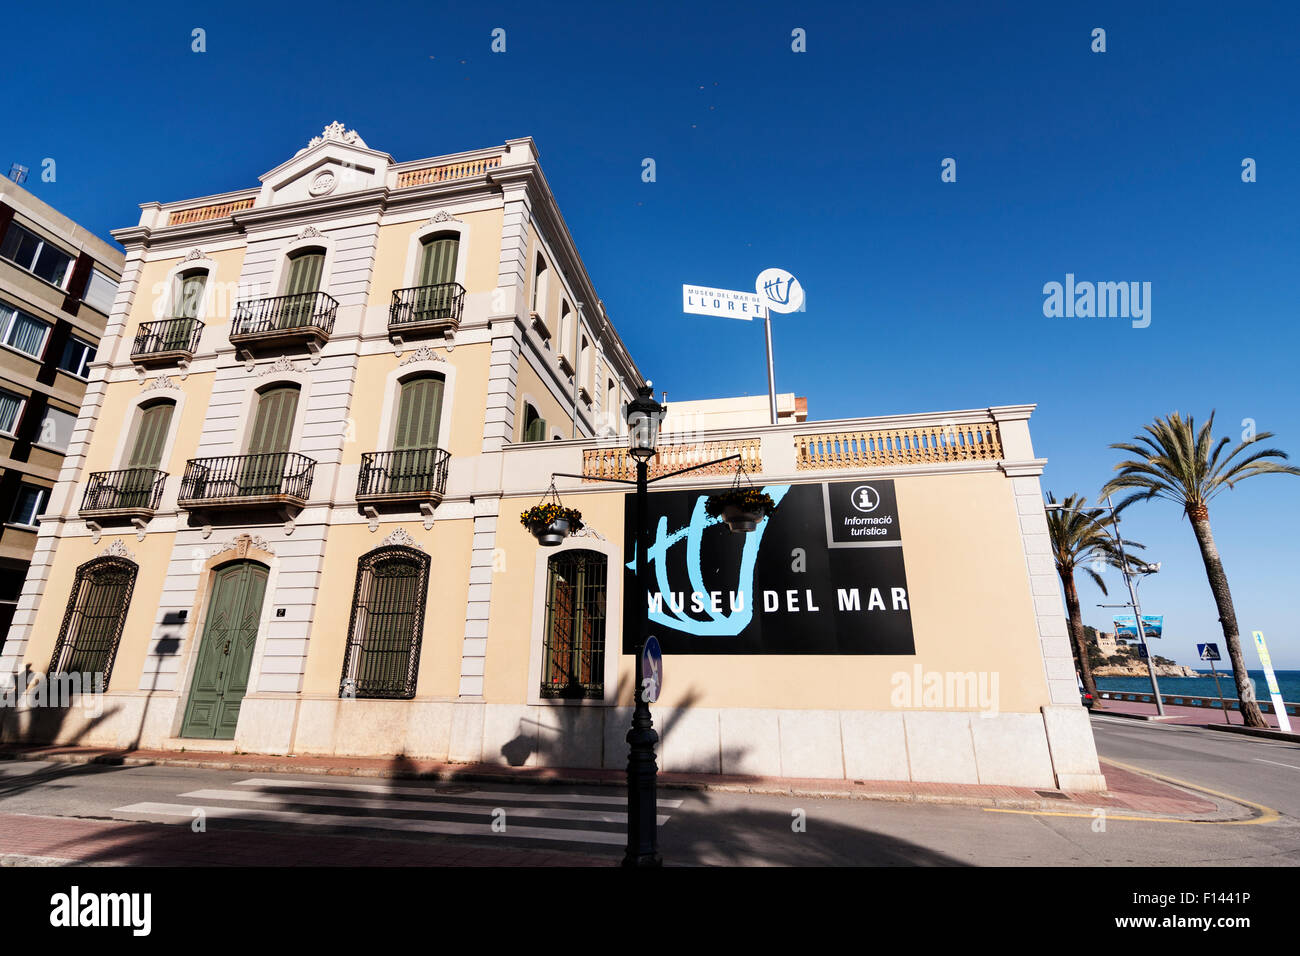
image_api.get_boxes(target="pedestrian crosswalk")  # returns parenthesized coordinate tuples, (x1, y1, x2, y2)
(113, 776, 684, 850)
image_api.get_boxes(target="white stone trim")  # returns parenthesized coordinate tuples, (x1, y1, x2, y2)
(400, 216, 471, 290)
(374, 357, 457, 454)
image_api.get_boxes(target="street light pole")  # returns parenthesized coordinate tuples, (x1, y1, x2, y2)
(623, 454, 661, 866)
(1107, 495, 1165, 716)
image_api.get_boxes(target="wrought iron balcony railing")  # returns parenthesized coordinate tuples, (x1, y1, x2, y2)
(178, 452, 316, 507)
(389, 283, 464, 335)
(357, 447, 450, 504)
(230, 291, 337, 346)
(80, 468, 168, 517)
(131, 318, 204, 363)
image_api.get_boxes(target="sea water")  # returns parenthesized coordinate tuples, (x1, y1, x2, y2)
(1096, 669, 1300, 703)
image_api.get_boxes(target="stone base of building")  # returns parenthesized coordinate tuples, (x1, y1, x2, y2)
(0, 692, 1106, 791)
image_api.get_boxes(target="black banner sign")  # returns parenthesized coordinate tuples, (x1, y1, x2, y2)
(621, 480, 915, 655)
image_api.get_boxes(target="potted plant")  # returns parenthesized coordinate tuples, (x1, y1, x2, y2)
(521, 502, 584, 546)
(705, 487, 776, 533)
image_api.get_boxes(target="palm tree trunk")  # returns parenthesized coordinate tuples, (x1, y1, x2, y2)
(1059, 568, 1098, 699)
(1187, 507, 1267, 728)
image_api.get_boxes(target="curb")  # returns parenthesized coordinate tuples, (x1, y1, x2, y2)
(1200, 723, 1300, 744)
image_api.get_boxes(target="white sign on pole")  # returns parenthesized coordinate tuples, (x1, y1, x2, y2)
(682, 285, 767, 320)
(1252, 630, 1292, 732)
(755, 267, 805, 314)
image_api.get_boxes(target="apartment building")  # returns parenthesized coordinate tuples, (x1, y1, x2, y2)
(0, 126, 1103, 790)
(0, 178, 123, 647)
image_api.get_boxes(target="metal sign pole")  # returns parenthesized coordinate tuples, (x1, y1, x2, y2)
(763, 309, 777, 425)
(1207, 657, 1230, 724)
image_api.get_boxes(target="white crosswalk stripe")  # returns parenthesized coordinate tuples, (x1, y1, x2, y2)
(112, 776, 680, 849)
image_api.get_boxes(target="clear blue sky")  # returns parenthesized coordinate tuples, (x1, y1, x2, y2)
(8, 1, 1299, 665)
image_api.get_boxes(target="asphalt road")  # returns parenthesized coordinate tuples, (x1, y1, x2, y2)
(2, 720, 1299, 866)
(1090, 713, 1300, 819)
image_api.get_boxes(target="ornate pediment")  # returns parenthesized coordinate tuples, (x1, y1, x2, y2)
(210, 533, 274, 559)
(297, 226, 324, 241)
(380, 527, 424, 551)
(259, 355, 301, 376)
(100, 539, 135, 560)
(307, 122, 367, 150)
(143, 374, 180, 392)
(399, 345, 441, 366)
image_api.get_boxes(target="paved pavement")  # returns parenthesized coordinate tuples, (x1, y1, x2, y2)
(2, 723, 1297, 866)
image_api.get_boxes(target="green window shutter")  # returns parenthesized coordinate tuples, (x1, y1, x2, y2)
(418, 237, 458, 287)
(248, 387, 299, 455)
(128, 402, 174, 470)
(394, 376, 444, 451)
(285, 252, 324, 296)
(174, 272, 207, 320)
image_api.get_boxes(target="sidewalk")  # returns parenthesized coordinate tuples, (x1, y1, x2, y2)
(1096, 697, 1297, 733)
(0, 742, 1227, 817)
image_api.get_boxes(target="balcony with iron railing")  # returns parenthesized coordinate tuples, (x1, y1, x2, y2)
(80, 468, 168, 520)
(388, 283, 464, 339)
(178, 452, 316, 510)
(131, 318, 204, 366)
(230, 291, 337, 350)
(357, 447, 450, 506)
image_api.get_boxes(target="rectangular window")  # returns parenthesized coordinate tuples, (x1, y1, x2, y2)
(82, 268, 117, 313)
(38, 407, 77, 453)
(0, 302, 51, 359)
(541, 550, 607, 699)
(58, 336, 96, 378)
(0, 389, 25, 435)
(10, 485, 49, 527)
(0, 223, 73, 288)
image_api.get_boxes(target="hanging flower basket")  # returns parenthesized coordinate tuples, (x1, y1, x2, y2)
(521, 502, 584, 546)
(705, 488, 776, 533)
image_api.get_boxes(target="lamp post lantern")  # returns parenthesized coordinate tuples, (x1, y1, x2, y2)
(624, 382, 665, 867)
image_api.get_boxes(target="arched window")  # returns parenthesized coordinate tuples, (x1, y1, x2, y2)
(418, 232, 459, 288)
(48, 556, 138, 687)
(113, 398, 175, 509)
(283, 248, 325, 327)
(559, 301, 573, 358)
(579, 335, 591, 391)
(340, 545, 431, 699)
(522, 402, 547, 443)
(171, 268, 208, 321)
(541, 550, 607, 699)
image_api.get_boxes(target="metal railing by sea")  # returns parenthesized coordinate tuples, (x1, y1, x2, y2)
(1097, 690, 1300, 718)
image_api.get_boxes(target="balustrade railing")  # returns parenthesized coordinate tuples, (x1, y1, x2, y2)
(796, 420, 1003, 470)
(357, 448, 450, 501)
(81, 468, 167, 514)
(178, 452, 316, 505)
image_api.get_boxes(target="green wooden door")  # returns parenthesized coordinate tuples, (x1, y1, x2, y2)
(121, 401, 173, 507)
(283, 252, 324, 327)
(180, 561, 268, 739)
(415, 237, 458, 317)
(391, 376, 443, 492)
(242, 386, 299, 495)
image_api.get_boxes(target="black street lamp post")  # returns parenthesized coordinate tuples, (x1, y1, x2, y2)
(547, 381, 743, 866)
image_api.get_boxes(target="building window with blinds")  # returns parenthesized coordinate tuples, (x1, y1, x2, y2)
(0, 388, 25, 436)
(339, 545, 431, 699)
(541, 550, 607, 700)
(0, 300, 51, 359)
(522, 403, 547, 443)
(48, 556, 139, 688)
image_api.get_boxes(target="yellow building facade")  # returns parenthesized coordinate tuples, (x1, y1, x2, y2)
(0, 125, 1104, 790)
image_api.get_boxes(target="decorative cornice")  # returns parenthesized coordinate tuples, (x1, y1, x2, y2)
(380, 527, 424, 551)
(100, 539, 135, 560)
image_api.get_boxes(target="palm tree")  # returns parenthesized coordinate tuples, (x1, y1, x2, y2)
(1045, 492, 1144, 699)
(1103, 411, 1300, 728)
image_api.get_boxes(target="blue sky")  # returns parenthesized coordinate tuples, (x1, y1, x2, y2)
(8, 1, 1299, 665)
